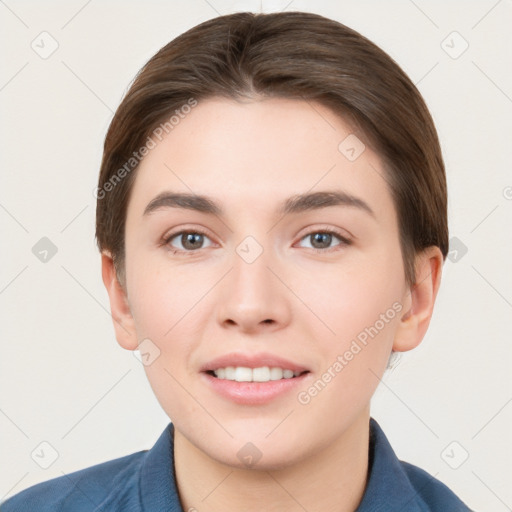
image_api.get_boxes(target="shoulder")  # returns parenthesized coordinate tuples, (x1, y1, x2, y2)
(0, 450, 147, 512)
(400, 460, 474, 511)
(364, 418, 474, 511)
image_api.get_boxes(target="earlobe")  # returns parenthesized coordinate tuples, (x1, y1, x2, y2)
(101, 251, 138, 351)
(393, 246, 443, 352)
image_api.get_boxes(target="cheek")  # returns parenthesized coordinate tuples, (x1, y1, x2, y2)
(126, 253, 217, 360)
(294, 247, 404, 346)
(126, 245, 185, 329)
(126, 259, 207, 419)
(294, 263, 402, 417)
(293, 247, 404, 410)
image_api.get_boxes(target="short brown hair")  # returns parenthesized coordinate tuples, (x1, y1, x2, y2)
(95, 11, 448, 287)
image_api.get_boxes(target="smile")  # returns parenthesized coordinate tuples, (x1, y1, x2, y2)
(210, 366, 306, 382)
(201, 369, 311, 405)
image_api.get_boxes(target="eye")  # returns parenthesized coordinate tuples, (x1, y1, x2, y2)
(162, 227, 351, 255)
(164, 230, 214, 253)
(297, 229, 352, 252)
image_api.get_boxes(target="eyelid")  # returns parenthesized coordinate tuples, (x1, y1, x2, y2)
(296, 224, 353, 241)
(294, 225, 353, 251)
(162, 224, 353, 254)
(162, 225, 216, 249)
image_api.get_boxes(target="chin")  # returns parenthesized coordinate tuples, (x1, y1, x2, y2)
(213, 447, 304, 473)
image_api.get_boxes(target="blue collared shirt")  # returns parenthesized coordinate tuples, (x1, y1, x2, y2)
(1, 418, 473, 511)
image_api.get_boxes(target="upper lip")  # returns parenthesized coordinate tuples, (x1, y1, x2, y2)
(200, 352, 310, 373)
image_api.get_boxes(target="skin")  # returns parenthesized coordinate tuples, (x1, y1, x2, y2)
(101, 97, 443, 512)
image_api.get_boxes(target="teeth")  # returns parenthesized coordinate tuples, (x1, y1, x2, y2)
(212, 366, 302, 382)
(235, 367, 252, 382)
(253, 366, 270, 381)
(270, 367, 284, 380)
(215, 368, 226, 379)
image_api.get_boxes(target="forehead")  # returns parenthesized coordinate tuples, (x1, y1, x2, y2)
(128, 97, 395, 224)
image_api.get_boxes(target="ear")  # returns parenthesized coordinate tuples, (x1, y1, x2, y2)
(101, 251, 138, 351)
(393, 246, 444, 352)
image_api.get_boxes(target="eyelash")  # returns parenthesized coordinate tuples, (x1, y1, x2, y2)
(162, 227, 352, 256)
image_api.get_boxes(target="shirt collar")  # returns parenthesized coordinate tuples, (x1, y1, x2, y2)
(139, 417, 426, 512)
(139, 423, 182, 511)
(355, 418, 426, 511)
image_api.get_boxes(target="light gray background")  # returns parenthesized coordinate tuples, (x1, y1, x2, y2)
(1, 1, 511, 510)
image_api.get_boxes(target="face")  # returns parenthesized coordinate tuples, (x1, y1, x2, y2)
(120, 97, 412, 469)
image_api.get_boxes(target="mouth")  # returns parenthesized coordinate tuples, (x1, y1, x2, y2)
(199, 352, 312, 405)
(204, 367, 310, 382)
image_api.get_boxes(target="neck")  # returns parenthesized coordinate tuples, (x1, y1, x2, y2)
(173, 410, 371, 512)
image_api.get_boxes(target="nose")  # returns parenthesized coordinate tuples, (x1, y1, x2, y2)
(216, 243, 292, 334)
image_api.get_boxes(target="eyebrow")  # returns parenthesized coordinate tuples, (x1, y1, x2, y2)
(143, 190, 375, 219)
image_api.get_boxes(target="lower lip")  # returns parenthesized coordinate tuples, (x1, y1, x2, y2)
(201, 371, 311, 405)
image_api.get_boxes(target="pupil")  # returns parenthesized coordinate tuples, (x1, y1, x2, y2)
(312, 233, 331, 248)
(180, 233, 333, 250)
(183, 233, 203, 249)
